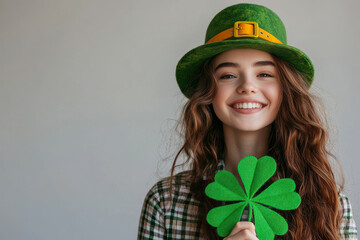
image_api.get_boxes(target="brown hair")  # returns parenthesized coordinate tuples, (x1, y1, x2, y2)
(170, 55, 343, 239)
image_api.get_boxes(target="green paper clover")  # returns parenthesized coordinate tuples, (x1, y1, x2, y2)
(205, 156, 301, 240)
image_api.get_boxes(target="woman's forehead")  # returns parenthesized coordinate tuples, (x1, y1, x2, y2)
(212, 49, 275, 69)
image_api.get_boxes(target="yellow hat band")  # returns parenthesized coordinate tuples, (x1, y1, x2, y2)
(206, 21, 283, 44)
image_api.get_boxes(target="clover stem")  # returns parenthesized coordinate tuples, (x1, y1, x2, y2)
(248, 206, 252, 222)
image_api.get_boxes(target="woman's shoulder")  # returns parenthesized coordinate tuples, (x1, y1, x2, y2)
(339, 191, 349, 201)
(338, 191, 354, 213)
(143, 170, 193, 204)
(338, 191, 358, 239)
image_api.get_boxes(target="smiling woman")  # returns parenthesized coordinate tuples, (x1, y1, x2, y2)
(138, 3, 357, 240)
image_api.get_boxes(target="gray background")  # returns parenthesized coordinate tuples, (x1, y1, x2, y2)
(0, 0, 359, 239)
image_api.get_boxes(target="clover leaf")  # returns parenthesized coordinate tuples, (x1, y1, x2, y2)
(205, 156, 301, 240)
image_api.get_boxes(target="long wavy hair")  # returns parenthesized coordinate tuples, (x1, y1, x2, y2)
(170, 54, 344, 239)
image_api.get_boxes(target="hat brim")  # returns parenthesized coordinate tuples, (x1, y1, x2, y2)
(176, 38, 314, 98)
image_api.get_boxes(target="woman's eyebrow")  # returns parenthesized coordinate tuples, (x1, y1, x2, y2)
(214, 62, 239, 71)
(214, 61, 275, 71)
(253, 61, 275, 67)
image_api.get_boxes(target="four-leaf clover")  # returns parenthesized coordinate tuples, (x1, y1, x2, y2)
(205, 156, 301, 240)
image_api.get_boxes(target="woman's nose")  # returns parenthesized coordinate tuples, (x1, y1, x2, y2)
(236, 76, 257, 94)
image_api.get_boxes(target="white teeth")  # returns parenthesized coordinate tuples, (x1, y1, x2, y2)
(233, 102, 263, 109)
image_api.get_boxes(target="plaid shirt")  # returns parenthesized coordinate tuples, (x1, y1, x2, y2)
(138, 161, 358, 239)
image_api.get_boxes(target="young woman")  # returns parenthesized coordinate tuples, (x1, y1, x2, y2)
(138, 3, 357, 239)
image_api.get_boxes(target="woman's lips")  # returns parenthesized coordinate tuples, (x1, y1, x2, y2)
(232, 107, 264, 114)
(229, 100, 267, 114)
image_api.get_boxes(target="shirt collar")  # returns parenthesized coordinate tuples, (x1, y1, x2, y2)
(203, 158, 225, 180)
(217, 159, 225, 172)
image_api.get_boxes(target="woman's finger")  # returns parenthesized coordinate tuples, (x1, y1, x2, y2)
(228, 222, 256, 236)
(223, 222, 258, 239)
(227, 229, 258, 240)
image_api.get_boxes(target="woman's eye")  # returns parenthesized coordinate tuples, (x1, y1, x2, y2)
(258, 73, 273, 77)
(220, 74, 236, 79)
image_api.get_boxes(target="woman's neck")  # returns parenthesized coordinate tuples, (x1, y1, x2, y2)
(223, 125, 271, 179)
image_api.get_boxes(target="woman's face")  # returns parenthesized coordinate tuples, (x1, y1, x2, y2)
(211, 49, 282, 133)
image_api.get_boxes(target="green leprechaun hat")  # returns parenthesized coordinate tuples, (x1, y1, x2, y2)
(176, 3, 314, 98)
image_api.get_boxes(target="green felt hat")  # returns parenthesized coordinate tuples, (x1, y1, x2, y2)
(176, 3, 314, 98)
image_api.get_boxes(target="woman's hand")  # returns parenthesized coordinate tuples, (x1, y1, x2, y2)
(224, 222, 258, 240)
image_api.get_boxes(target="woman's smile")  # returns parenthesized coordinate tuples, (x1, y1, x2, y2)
(229, 99, 267, 114)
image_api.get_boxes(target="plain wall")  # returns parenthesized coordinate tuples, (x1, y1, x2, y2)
(0, 0, 359, 239)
